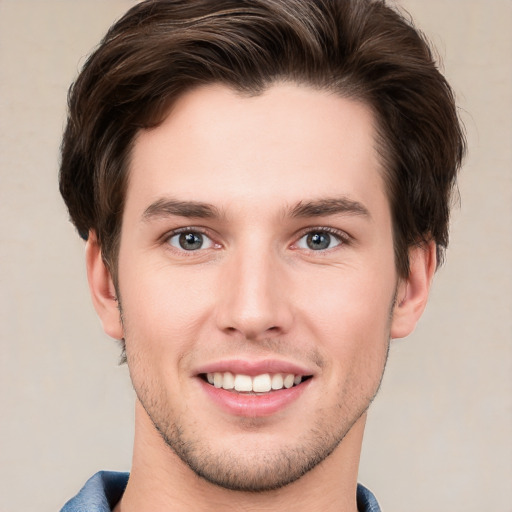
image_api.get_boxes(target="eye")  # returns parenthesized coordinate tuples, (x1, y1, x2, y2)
(167, 230, 215, 251)
(295, 230, 343, 251)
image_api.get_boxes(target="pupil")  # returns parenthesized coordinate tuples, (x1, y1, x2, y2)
(179, 232, 203, 250)
(307, 232, 330, 250)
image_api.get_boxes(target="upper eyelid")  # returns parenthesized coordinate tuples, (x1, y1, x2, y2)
(287, 228, 352, 256)
(158, 225, 351, 248)
(294, 226, 351, 242)
(162, 226, 214, 241)
(161, 226, 219, 249)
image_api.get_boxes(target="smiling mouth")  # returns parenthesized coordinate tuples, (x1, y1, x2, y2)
(200, 372, 312, 393)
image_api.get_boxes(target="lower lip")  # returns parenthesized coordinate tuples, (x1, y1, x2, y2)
(199, 378, 311, 417)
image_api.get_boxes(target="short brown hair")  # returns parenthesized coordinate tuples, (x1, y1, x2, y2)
(60, 0, 465, 279)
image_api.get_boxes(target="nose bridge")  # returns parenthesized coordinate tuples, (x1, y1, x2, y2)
(216, 235, 292, 339)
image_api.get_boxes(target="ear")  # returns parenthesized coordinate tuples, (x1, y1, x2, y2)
(391, 241, 437, 340)
(85, 230, 124, 340)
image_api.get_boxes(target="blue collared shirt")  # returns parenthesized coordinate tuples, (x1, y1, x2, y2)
(61, 471, 382, 511)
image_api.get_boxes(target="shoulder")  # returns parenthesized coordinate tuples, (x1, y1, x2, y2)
(357, 483, 382, 512)
(60, 471, 129, 512)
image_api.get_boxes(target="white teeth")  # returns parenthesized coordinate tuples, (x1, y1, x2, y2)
(253, 374, 272, 393)
(234, 374, 253, 392)
(213, 372, 223, 388)
(205, 372, 305, 392)
(271, 373, 284, 390)
(222, 371, 234, 390)
(283, 374, 295, 389)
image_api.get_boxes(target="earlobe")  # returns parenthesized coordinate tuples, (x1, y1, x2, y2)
(390, 241, 437, 340)
(85, 230, 124, 340)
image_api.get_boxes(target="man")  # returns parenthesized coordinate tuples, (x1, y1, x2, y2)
(59, 0, 465, 510)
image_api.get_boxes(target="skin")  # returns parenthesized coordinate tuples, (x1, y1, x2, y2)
(87, 83, 436, 511)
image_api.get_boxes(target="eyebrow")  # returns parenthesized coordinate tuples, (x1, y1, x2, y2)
(289, 197, 370, 219)
(142, 198, 222, 221)
(141, 196, 370, 222)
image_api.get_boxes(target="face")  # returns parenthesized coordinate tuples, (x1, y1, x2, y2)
(113, 84, 402, 491)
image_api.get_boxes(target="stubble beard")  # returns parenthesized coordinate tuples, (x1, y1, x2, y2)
(128, 344, 390, 494)
(118, 290, 394, 493)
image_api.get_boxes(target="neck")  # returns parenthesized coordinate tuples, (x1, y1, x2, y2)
(115, 400, 365, 512)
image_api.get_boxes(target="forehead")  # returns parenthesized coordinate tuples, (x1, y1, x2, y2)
(127, 83, 387, 218)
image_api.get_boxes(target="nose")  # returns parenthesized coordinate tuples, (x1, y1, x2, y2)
(215, 243, 294, 341)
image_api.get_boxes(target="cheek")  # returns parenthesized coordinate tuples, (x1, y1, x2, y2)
(118, 260, 217, 357)
(306, 282, 392, 406)
(297, 266, 395, 361)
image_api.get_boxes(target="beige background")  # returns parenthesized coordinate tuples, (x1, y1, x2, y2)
(0, 1, 510, 511)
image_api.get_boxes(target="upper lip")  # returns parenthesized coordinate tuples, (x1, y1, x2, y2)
(194, 359, 315, 377)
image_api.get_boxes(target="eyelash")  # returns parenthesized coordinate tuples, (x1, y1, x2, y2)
(161, 226, 351, 254)
(292, 226, 351, 252)
(163, 227, 220, 254)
